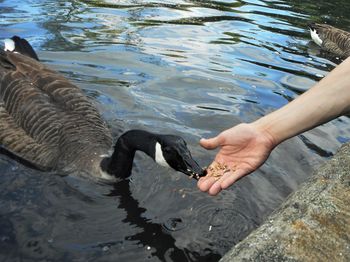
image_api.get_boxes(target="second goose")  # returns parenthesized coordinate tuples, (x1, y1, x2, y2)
(308, 23, 350, 58)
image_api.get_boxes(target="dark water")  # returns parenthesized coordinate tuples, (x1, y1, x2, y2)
(1, 0, 350, 261)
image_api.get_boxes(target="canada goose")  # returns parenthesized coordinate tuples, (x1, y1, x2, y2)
(308, 23, 350, 58)
(0, 36, 204, 181)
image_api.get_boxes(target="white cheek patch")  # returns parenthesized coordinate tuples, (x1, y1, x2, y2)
(155, 142, 171, 168)
(310, 29, 323, 46)
(99, 168, 116, 181)
(4, 39, 15, 52)
(98, 153, 116, 181)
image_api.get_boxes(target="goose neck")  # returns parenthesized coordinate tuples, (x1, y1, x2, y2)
(101, 130, 157, 178)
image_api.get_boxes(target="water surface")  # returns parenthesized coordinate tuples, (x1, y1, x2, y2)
(1, 0, 350, 261)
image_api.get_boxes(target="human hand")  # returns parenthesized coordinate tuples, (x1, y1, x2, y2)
(198, 123, 276, 195)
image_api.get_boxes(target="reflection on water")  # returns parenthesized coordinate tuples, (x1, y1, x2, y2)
(1, 0, 350, 261)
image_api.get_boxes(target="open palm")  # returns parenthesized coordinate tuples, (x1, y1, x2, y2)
(198, 123, 275, 195)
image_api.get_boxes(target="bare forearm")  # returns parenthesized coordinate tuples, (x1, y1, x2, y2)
(253, 57, 350, 146)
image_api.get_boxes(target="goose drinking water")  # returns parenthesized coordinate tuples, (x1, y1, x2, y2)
(0, 36, 204, 180)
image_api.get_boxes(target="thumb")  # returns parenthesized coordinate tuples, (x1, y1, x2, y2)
(200, 136, 221, 150)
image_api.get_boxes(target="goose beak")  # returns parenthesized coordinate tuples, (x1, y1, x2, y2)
(181, 155, 206, 180)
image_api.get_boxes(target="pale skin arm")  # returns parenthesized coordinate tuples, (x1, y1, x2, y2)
(198, 56, 350, 196)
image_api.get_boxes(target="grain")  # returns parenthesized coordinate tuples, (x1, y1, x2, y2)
(206, 162, 232, 181)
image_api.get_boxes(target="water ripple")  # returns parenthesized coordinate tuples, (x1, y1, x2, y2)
(2, 0, 350, 261)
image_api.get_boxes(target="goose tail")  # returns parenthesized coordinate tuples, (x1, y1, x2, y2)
(4, 36, 39, 61)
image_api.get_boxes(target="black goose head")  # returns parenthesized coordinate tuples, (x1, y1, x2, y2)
(103, 130, 205, 180)
(4, 36, 39, 60)
(155, 135, 205, 179)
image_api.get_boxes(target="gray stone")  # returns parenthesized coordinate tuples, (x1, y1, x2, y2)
(221, 143, 350, 262)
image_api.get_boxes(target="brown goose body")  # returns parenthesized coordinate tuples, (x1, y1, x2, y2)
(0, 50, 113, 176)
(309, 23, 350, 58)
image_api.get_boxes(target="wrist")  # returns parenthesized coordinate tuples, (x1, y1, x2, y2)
(251, 118, 280, 149)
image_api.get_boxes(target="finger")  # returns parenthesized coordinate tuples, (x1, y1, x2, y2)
(200, 136, 222, 150)
(207, 169, 234, 195)
(221, 169, 247, 189)
(208, 180, 223, 196)
(208, 171, 232, 196)
(197, 176, 217, 192)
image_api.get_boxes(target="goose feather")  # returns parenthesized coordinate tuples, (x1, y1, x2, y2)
(0, 50, 113, 175)
(309, 23, 350, 58)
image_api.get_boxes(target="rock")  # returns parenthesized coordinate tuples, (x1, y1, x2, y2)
(221, 143, 350, 262)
